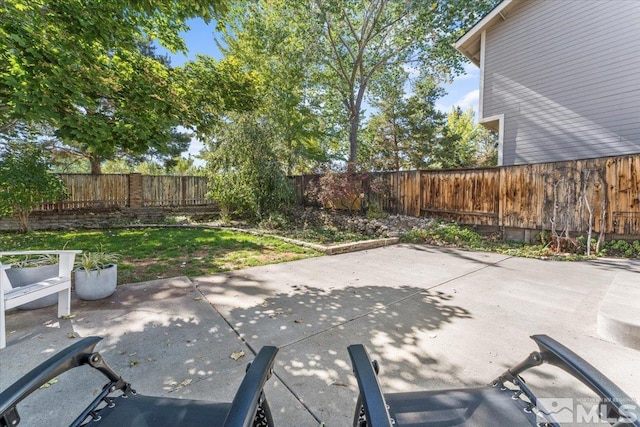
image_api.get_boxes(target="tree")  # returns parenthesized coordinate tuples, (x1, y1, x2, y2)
(179, 55, 262, 138)
(220, 0, 329, 174)
(444, 107, 498, 167)
(0, 143, 67, 233)
(362, 72, 448, 171)
(361, 67, 409, 171)
(1, 0, 229, 173)
(203, 112, 294, 221)
(52, 48, 191, 174)
(102, 155, 204, 176)
(311, 0, 496, 168)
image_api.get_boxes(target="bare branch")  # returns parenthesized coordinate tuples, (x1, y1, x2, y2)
(316, 0, 351, 84)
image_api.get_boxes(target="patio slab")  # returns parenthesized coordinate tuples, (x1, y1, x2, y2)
(0, 276, 312, 426)
(2, 245, 639, 427)
(193, 247, 509, 349)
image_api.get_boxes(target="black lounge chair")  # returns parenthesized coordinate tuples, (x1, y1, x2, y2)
(0, 337, 278, 427)
(348, 335, 640, 427)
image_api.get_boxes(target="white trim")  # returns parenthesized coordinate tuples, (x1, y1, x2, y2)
(480, 114, 504, 166)
(479, 31, 486, 119)
(455, 0, 513, 49)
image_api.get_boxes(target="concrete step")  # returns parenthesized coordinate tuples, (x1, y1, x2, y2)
(597, 270, 640, 350)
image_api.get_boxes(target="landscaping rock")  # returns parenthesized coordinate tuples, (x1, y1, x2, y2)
(288, 207, 436, 238)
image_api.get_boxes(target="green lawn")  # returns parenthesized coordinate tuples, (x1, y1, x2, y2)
(0, 227, 321, 284)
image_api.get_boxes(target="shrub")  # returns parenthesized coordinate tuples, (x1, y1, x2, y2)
(601, 240, 640, 259)
(306, 170, 390, 215)
(0, 143, 67, 233)
(306, 170, 363, 214)
(205, 113, 295, 221)
(401, 221, 482, 248)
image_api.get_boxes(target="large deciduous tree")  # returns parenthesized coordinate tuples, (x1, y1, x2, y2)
(220, 0, 330, 174)
(311, 0, 496, 168)
(0, 0, 233, 173)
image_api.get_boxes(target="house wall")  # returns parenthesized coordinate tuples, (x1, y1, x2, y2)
(482, 0, 640, 166)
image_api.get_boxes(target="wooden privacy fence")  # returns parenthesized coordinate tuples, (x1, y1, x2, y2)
(292, 154, 640, 236)
(142, 175, 212, 207)
(37, 173, 214, 211)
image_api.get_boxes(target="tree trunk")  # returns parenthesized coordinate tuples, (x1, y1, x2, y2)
(348, 111, 359, 169)
(89, 157, 102, 174)
(17, 210, 29, 234)
(347, 84, 367, 170)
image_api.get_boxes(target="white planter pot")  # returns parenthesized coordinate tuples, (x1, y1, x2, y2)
(74, 264, 117, 300)
(6, 264, 60, 310)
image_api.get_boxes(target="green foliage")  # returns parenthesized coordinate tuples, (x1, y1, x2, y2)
(310, 0, 497, 165)
(180, 55, 262, 137)
(101, 156, 205, 176)
(444, 107, 498, 168)
(363, 73, 452, 170)
(0, 143, 67, 233)
(75, 246, 121, 272)
(220, 1, 329, 173)
(400, 222, 640, 261)
(401, 221, 482, 248)
(0, 227, 319, 284)
(366, 202, 387, 220)
(218, 0, 497, 171)
(1, 0, 230, 173)
(204, 113, 295, 221)
(601, 240, 640, 259)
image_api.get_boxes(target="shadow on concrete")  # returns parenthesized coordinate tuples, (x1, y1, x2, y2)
(0, 276, 262, 426)
(198, 276, 475, 425)
(402, 243, 510, 268)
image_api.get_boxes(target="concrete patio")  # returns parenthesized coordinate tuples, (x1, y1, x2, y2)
(1, 244, 639, 426)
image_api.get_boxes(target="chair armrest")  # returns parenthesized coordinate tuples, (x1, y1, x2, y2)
(223, 346, 279, 427)
(0, 266, 8, 302)
(0, 337, 102, 425)
(532, 334, 640, 426)
(0, 251, 81, 279)
(348, 344, 394, 427)
(0, 250, 82, 257)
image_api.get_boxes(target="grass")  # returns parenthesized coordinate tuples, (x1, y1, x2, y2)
(0, 227, 321, 284)
(400, 220, 640, 260)
(261, 226, 372, 245)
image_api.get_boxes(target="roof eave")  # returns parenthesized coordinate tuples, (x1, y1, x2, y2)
(454, 0, 516, 66)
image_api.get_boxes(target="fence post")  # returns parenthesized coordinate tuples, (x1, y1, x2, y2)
(129, 173, 143, 209)
(181, 176, 187, 206)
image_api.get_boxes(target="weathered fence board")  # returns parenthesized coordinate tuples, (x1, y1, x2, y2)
(421, 168, 499, 225)
(142, 175, 214, 207)
(372, 171, 421, 216)
(38, 174, 129, 211)
(36, 174, 213, 211)
(31, 154, 640, 236)
(291, 153, 640, 236)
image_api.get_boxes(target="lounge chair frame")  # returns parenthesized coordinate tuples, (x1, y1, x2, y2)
(0, 337, 278, 427)
(348, 335, 640, 427)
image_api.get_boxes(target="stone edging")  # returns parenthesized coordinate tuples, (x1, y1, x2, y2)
(202, 226, 399, 255)
(124, 223, 400, 255)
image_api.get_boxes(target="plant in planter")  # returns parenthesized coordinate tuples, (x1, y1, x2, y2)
(74, 248, 120, 300)
(3, 254, 59, 310)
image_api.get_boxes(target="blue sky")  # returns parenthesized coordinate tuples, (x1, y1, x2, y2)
(160, 19, 481, 159)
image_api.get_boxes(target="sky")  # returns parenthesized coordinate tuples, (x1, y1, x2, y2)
(160, 19, 481, 159)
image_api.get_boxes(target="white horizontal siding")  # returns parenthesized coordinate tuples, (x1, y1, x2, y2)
(482, 0, 640, 165)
